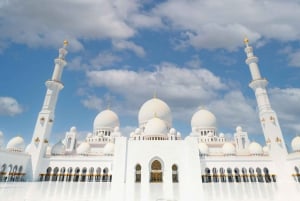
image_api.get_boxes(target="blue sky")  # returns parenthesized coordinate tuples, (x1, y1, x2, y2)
(1, 0, 300, 150)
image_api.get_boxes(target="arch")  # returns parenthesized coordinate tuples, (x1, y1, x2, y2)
(0, 164, 7, 182)
(73, 167, 80, 182)
(227, 168, 233, 183)
(66, 167, 73, 182)
(202, 167, 211, 183)
(220, 167, 226, 183)
(242, 167, 249, 182)
(59, 167, 66, 182)
(88, 167, 94, 182)
(234, 168, 241, 182)
(150, 159, 163, 183)
(80, 167, 87, 182)
(96, 167, 101, 182)
(102, 167, 109, 182)
(263, 167, 271, 183)
(135, 164, 141, 183)
(212, 167, 218, 183)
(45, 167, 52, 181)
(52, 167, 59, 181)
(256, 167, 264, 182)
(249, 167, 256, 182)
(172, 164, 179, 183)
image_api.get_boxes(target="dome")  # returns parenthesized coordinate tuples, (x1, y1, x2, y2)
(191, 109, 216, 129)
(263, 146, 269, 155)
(170, 128, 176, 135)
(248, 142, 263, 155)
(103, 142, 115, 155)
(236, 126, 243, 132)
(291, 136, 300, 152)
(143, 117, 168, 136)
(93, 109, 120, 130)
(130, 132, 135, 138)
(135, 128, 141, 134)
(138, 98, 172, 128)
(87, 133, 93, 138)
(77, 142, 91, 155)
(198, 142, 209, 155)
(222, 142, 235, 155)
(6, 136, 25, 152)
(70, 126, 77, 132)
(51, 140, 66, 155)
(219, 133, 225, 138)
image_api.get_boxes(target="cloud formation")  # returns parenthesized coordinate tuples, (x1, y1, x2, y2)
(0, 97, 23, 116)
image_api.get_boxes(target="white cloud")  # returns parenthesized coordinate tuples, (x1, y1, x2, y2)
(81, 95, 104, 111)
(287, 50, 300, 67)
(112, 40, 146, 57)
(90, 52, 123, 69)
(0, 97, 23, 116)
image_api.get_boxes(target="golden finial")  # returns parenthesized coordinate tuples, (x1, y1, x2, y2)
(63, 40, 68, 46)
(244, 37, 249, 46)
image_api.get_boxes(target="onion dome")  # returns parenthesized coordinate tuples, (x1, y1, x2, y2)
(198, 142, 209, 155)
(263, 146, 269, 155)
(191, 108, 216, 129)
(291, 136, 300, 152)
(222, 142, 235, 155)
(6, 136, 25, 152)
(144, 117, 168, 136)
(51, 140, 66, 155)
(77, 142, 91, 155)
(93, 109, 120, 130)
(138, 98, 172, 128)
(248, 142, 263, 155)
(103, 142, 115, 155)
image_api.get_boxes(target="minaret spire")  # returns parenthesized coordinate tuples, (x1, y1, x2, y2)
(244, 38, 287, 158)
(28, 41, 68, 181)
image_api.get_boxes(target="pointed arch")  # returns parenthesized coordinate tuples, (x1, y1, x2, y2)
(172, 164, 179, 183)
(149, 158, 164, 183)
(135, 164, 141, 183)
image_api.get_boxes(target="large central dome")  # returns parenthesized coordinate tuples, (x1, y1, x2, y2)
(138, 98, 172, 128)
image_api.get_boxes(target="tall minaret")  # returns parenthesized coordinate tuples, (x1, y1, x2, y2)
(244, 38, 287, 158)
(29, 41, 68, 181)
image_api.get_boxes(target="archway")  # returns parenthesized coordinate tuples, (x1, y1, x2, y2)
(135, 164, 141, 183)
(172, 164, 178, 183)
(150, 160, 163, 183)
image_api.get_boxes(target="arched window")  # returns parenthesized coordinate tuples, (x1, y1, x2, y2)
(81, 167, 87, 182)
(0, 164, 7, 182)
(227, 168, 233, 183)
(295, 166, 300, 182)
(202, 168, 211, 183)
(172, 164, 179, 183)
(88, 167, 94, 182)
(96, 167, 101, 182)
(212, 167, 218, 183)
(73, 167, 80, 182)
(52, 167, 59, 181)
(102, 168, 109, 182)
(45, 167, 52, 182)
(220, 168, 226, 183)
(256, 167, 264, 182)
(249, 168, 256, 182)
(59, 167, 66, 182)
(242, 167, 248, 182)
(234, 168, 241, 182)
(135, 164, 141, 183)
(66, 167, 73, 182)
(263, 167, 271, 183)
(150, 160, 163, 183)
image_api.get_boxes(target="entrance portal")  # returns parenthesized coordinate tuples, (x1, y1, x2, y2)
(150, 160, 163, 182)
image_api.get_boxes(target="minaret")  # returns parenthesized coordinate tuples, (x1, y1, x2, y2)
(244, 38, 287, 158)
(29, 41, 68, 181)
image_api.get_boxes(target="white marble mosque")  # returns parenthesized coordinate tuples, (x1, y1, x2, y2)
(0, 39, 300, 201)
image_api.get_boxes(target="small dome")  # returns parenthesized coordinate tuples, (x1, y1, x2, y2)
(93, 109, 120, 131)
(177, 132, 181, 138)
(51, 140, 66, 155)
(198, 142, 209, 155)
(114, 127, 120, 132)
(130, 132, 135, 138)
(191, 109, 216, 129)
(263, 146, 269, 154)
(135, 128, 141, 134)
(222, 142, 235, 155)
(6, 136, 25, 152)
(87, 133, 93, 138)
(291, 136, 300, 152)
(138, 98, 172, 128)
(236, 126, 242, 132)
(170, 128, 176, 135)
(70, 126, 77, 132)
(219, 133, 225, 138)
(77, 142, 91, 155)
(103, 142, 115, 155)
(248, 142, 263, 155)
(144, 117, 168, 136)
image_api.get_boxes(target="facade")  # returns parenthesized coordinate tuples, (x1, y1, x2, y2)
(1, 39, 300, 200)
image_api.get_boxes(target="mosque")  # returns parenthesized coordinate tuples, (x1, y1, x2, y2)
(0, 39, 300, 201)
